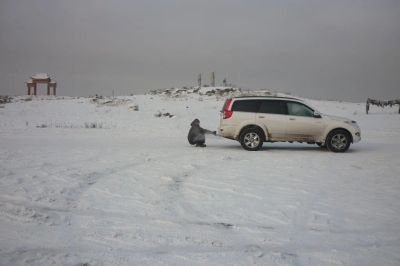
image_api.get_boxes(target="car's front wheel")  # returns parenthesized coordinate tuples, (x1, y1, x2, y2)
(326, 129, 351, 152)
(239, 128, 264, 151)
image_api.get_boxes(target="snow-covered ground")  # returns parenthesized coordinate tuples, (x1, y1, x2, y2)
(0, 92, 399, 265)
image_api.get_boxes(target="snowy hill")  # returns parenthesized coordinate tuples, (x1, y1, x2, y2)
(0, 90, 399, 265)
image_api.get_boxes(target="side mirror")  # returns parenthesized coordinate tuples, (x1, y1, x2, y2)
(313, 111, 322, 118)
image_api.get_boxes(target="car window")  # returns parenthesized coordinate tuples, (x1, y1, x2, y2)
(231, 100, 261, 112)
(259, 100, 287, 115)
(287, 102, 314, 117)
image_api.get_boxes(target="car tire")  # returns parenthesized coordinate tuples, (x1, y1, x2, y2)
(239, 128, 264, 151)
(326, 129, 351, 153)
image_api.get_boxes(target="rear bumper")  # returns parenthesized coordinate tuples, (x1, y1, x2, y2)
(218, 125, 237, 140)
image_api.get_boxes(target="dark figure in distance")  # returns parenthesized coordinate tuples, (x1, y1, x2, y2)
(188, 119, 216, 147)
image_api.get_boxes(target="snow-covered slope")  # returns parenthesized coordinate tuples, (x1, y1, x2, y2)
(0, 92, 399, 265)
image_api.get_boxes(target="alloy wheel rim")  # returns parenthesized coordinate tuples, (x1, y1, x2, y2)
(244, 132, 260, 148)
(331, 133, 347, 150)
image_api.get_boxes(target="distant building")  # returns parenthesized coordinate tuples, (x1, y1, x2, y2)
(26, 73, 57, 96)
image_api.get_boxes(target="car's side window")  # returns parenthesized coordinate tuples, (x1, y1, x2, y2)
(286, 102, 314, 117)
(259, 100, 287, 115)
(231, 100, 261, 112)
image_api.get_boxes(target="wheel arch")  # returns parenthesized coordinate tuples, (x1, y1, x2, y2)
(237, 124, 267, 142)
(326, 127, 353, 143)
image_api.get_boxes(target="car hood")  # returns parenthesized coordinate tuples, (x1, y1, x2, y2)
(322, 114, 353, 123)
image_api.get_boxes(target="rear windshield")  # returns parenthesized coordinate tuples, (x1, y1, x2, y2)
(231, 100, 261, 112)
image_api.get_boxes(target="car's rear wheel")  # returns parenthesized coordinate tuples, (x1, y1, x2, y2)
(239, 128, 264, 151)
(326, 129, 351, 152)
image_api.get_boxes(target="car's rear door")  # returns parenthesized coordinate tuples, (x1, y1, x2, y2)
(256, 100, 288, 140)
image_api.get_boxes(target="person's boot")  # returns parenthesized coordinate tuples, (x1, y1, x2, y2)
(196, 143, 206, 147)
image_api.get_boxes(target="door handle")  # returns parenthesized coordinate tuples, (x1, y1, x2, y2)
(258, 116, 265, 118)
(289, 118, 296, 121)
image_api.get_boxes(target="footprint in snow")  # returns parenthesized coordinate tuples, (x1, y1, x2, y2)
(214, 222, 234, 229)
(245, 245, 264, 258)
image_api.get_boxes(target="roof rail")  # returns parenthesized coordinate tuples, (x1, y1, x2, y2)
(233, 95, 302, 101)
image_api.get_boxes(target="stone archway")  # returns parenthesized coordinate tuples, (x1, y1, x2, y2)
(27, 73, 57, 96)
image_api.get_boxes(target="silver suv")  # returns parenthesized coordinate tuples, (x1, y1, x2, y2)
(218, 96, 361, 152)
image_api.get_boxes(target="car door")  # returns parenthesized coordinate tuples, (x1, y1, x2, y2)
(285, 101, 325, 141)
(256, 100, 288, 141)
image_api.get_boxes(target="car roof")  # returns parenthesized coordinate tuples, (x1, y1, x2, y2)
(231, 96, 303, 102)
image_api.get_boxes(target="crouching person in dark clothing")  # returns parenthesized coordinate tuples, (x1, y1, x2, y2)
(188, 119, 216, 147)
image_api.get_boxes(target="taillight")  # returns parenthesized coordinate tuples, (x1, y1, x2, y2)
(223, 98, 233, 119)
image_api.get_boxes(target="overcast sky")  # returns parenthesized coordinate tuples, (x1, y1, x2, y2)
(0, 0, 399, 101)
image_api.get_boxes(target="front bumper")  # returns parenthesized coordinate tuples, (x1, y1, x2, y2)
(353, 131, 361, 143)
(350, 123, 361, 143)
